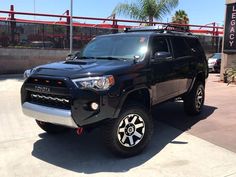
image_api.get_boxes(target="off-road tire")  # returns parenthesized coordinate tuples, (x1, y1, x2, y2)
(103, 104, 153, 157)
(184, 81, 205, 116)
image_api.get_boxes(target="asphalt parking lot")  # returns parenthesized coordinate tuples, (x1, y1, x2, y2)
(0, 74, 236, 177)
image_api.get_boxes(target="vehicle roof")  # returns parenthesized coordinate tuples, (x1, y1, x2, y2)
(97, 31, 198, 39)
(209, 53, 222, 59)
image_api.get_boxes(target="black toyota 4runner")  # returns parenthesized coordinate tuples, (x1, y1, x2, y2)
(21, 27, 208, 157)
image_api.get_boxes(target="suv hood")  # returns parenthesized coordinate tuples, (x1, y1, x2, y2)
(31, 59, 135, 79)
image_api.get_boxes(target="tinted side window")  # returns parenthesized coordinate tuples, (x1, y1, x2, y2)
(186, 37, 205, 55)
(171, 37, 191, 58)
(152, 37, 169, 53)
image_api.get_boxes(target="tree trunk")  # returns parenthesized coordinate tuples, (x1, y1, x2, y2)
(148, 16, 154, 26)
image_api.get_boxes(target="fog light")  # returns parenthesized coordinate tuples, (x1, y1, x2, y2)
(91, 102, 99, 110)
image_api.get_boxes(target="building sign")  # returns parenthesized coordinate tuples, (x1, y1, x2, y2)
(224, 3, 236, 53)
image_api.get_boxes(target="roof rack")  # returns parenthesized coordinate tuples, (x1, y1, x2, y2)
(124, 24, 192, 35)
(124, 26, 164, 32)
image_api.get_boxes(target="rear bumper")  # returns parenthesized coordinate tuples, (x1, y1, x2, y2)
(22, 102, 78, 128)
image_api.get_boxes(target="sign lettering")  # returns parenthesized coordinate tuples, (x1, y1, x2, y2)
(224, 3, 236, 53)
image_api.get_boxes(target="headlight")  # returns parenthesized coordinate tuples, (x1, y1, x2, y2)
(23, 68, 36, 79)
(72, 75, 115, 91)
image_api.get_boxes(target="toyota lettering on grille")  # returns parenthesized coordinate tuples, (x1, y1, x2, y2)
(34, 85, 51, 93)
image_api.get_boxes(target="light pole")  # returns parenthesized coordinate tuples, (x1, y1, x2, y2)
(70, 0, 73, 54)
(33, 0, 36, 20)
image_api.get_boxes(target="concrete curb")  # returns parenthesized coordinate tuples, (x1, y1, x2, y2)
(0, 74, 23, 79)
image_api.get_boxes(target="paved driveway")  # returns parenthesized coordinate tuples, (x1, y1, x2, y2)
(154, 74, 236, 153)
(0, 74, 236, 177)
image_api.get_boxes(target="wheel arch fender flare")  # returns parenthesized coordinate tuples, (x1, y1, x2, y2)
(187, 71, 206, 94)
(113, 86, 151, 118)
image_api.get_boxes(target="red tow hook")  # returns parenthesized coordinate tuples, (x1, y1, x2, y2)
(76, 127, 84, 136)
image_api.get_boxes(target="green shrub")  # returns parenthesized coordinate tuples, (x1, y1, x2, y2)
(225, 67, 236, 85)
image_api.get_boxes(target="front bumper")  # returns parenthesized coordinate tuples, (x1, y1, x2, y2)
(22, 102, 78, 128)
(21, 75, 121, 127)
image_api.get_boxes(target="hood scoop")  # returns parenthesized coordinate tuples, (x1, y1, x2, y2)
(65, 59, 97, 65)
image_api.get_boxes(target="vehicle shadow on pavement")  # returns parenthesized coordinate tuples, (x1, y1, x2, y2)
(153, 101, 217, 131)
(32, 102, 217, 174)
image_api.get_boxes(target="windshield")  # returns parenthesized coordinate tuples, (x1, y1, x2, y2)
(81, 35, 149, 60)
(210, 53, 221, 59)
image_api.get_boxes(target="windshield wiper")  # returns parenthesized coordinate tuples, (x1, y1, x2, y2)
(96, 56, 127, 61)
(68, 56, 128, 61)
(76, 56, 96, 60)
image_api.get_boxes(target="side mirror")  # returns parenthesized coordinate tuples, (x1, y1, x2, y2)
(153, 51, 172, 61)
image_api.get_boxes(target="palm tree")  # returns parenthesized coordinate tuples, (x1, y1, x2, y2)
(172, 10, 189, 25)
(112, 0, 179, 25)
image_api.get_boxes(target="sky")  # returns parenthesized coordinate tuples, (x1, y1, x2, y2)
(0, 0, 225, 26)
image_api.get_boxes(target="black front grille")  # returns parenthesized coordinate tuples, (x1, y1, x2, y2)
(27, 78, 67, 88)
(28, 92, 71, 109)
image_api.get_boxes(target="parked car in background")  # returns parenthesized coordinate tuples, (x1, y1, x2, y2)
(30, 41, 54, 49)
(208, 53, 222, 73)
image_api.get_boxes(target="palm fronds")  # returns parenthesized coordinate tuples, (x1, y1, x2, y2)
(112, 0, 179, 23)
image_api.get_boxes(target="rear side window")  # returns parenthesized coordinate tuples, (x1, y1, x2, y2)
(171, 37, 191, 58)
(151, 37, 169, 53)
(186, 37, 205, 55)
